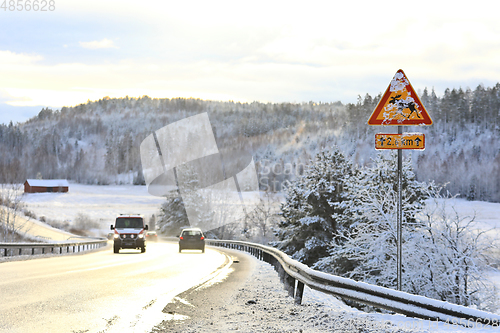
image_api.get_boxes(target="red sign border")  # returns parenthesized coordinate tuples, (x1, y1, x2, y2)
(368, 69, 433, 126)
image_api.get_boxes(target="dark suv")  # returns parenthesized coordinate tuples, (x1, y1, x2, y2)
(110, 214, 148, 253)
(178, 228, 205, 253)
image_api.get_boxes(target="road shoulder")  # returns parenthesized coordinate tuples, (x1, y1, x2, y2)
(151, 247, 424, 333)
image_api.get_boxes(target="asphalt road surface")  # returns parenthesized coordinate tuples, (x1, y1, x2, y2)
(0, 241, 235, 333)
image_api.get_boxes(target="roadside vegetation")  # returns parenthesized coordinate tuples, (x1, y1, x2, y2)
(0, 183, 34, 242)
(274, 147, 499, 312)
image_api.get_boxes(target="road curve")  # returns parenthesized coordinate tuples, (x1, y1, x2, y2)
(0, 241, 232, 333)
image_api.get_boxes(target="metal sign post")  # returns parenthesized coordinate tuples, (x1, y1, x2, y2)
(368, 69, 432, 291)
(397, 125, 403, 291)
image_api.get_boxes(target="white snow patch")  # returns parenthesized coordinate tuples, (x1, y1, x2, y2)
(22, 183, 164, 230)
(178, 256, 500, 332)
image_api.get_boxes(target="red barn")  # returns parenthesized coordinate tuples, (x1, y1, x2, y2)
(24, 179, 69, 193)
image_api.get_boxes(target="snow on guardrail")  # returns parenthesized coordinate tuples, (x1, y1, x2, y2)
(0, 238, 108, 258)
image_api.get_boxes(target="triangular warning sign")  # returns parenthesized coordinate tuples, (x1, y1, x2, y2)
(368, 69, 432, 125)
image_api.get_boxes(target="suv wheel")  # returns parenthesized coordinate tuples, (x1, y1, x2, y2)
(113, 246, 120, 254)
(141, 246, 146, 253)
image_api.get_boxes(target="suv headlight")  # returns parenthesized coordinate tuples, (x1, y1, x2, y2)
(138, 234, 144, 239)
(114, 234, 119, 239)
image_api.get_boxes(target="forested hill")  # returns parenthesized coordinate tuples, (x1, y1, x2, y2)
(1, 82, 500, 202)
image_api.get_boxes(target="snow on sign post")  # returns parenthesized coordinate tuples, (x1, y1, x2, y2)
(368, 69, 432, 292)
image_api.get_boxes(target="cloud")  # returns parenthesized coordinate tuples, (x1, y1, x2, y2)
(0, 103, 44, 125)
(0, 50, 42, 65)
(79, 38, 117, 50)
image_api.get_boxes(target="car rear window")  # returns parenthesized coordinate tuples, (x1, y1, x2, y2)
(182, 230, 202, 236)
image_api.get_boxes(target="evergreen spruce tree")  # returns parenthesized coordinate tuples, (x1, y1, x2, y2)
(274, 147, 353, 267)
(156, 165, 214, 236)
(157, 196, 189, 236)
(315, 152, 436, 284)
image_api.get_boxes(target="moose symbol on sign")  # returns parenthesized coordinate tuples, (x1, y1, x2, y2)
(389, 95, 421, 119)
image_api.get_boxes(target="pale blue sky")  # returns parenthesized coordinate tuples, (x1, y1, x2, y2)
(1, 0, 499, 124)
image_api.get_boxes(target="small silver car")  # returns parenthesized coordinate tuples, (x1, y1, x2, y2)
(178, 228, 205, 253)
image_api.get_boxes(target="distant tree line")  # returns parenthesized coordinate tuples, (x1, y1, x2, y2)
(0, 83, 499, 201)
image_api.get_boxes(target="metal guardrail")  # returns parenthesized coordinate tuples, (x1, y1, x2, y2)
(207, 239, 500, 326)
(0, 239, 109, 257)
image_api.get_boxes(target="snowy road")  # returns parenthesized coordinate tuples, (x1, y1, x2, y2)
(0, 242, 230, 333)
(10, 184, 500, 332)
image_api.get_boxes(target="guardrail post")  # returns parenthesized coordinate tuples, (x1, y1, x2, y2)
(278, 264, 285, 283)
(285, 273, 295, 298)
(295, 281, 304, 305)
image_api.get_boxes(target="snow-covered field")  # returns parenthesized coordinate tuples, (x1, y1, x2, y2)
(17, 184, 500, 332)
(21, 183, 164, 234)
(430, 198, 500, 234)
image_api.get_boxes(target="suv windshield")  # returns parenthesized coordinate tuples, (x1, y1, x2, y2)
(115, 218, 143, 229)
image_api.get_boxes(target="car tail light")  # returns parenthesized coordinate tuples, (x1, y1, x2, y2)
(180, 236, 183, 240)
(200, 236, 204, 240)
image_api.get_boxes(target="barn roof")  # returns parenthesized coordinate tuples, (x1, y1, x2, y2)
(25, 179, 69, 187)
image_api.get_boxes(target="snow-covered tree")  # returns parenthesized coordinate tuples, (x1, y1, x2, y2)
(273, 147, 353, 267)
(314, 153, 498, 311)
(241, 192, 281, 243)
(156, 165, 214, 236)
(414, 197, 498, 311)
(156, 195, 189, 236)
(314, 152, 434, 280)
(0, 184, 32, 242)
